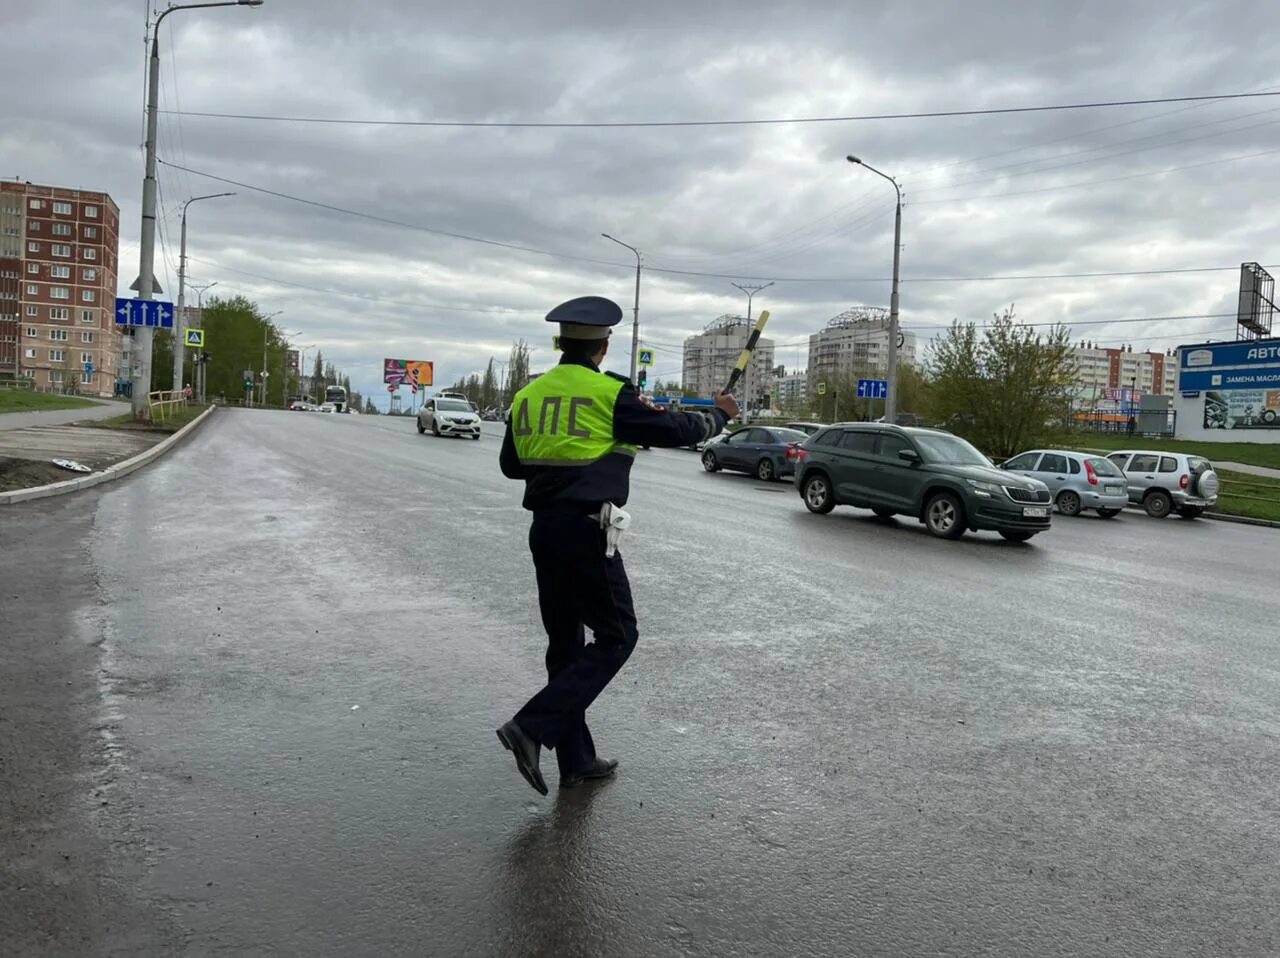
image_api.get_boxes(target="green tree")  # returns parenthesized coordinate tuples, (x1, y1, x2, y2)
(924, 305, 1077, 457)
(506, 339, 531, 402)
(481, 358, 499, 411)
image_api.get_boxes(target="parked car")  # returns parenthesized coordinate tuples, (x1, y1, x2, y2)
(783, 421, 824, 436)
(701, 426, 809, 481)
(418, 396, 482, 439)
(1104, 450, 1220, 518)
(794, 423, 1053, 541)
(1000, 449, 1129, 518)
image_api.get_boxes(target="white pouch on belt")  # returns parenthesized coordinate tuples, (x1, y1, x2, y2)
(596, 502, 632, 557)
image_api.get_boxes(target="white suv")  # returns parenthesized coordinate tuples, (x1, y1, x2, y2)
(1106, 450, 1220, 519)
(418, 397, 482, 439)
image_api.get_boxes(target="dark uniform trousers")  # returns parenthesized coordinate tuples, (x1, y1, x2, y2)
(514, 512, 639, 776)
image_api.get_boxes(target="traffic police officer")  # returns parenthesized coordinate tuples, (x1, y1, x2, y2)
(496, 296, 740, 794)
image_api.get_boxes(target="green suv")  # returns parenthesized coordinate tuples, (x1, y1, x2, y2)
(794, 424, 1053, 542)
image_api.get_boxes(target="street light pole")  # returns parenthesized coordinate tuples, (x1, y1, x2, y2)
(260, 310, 283, 407)
(847, 155, 902, 422)
(188, 280, 217, 403)
(601, 233, 641, 384)
(174, 192, 234, 396)
(131, 0, 264, 419)
(730, 281, 773, 421)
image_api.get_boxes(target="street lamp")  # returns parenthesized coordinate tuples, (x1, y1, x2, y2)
(730, 281, 773, 420)
(847, 154, 903, 422)
(259, 310, 283, 408)
(130, 0, 265, 418)
(187, 280, 218, 403)
(601, 233, 642, 384)
(174, 192, 234, 394)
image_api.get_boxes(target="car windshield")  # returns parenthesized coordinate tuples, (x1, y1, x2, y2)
(772, 429, 807, 443)
(437, 399, 472, 411)
(911, 433, 991, 466)
(1086, 457, 1123, 478)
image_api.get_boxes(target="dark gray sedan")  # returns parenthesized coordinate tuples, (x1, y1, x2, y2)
(701, 426, 808, 481)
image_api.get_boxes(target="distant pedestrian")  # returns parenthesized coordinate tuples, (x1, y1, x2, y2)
(183, 383, 193, 402)
(495, 296, 739, 795)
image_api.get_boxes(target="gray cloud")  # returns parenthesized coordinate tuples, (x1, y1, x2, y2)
(5, 0, 1279, 404)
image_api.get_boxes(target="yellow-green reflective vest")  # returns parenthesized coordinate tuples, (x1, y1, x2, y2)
(510, 364, 637, 466)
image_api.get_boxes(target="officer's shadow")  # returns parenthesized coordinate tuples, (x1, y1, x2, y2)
(496, 785, 613, 954)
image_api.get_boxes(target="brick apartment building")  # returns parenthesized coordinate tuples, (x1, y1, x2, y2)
(0, 180, 121, 398)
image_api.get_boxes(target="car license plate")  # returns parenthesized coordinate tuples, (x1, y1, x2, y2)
(1022, 506, 1048, 518)
(1104, 485, 1124, 495)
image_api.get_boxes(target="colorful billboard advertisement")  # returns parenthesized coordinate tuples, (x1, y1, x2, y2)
(383, 359, 434, 389)
(1203, 389, 1280, 430)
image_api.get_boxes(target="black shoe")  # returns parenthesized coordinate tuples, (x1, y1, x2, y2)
(497, 720, 547, 796)
(561, 758, 619, 788)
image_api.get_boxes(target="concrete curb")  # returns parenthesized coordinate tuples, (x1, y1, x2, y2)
(0, 405, 215, 506)
(1204, 511, 1280, 529)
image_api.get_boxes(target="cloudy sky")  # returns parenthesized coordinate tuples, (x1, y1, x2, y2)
(5, 0, 1279, 406)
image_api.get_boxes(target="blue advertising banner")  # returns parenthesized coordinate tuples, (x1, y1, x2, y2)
(1180, 339, 1280, 369)
(1179, 368, 1280, 391)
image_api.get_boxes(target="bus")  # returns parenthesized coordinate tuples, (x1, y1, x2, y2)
(325, 384, 348, 413)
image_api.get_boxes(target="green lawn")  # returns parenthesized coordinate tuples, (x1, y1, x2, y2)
(1215, 469, 1280, 523)
(86, 404, 208, 434)
(1071, 433, 1280, 471)
(0, 390, 99, 413)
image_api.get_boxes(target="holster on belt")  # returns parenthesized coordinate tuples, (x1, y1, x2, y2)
(594, 502, 632, 558)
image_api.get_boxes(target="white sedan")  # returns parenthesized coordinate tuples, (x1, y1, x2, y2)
(418, 397, 482, 439)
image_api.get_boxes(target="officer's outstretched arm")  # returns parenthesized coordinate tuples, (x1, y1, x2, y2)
(612, 386, 728, 449)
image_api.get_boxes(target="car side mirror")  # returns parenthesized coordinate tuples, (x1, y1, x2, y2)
(997, 462, 1007, 470)
(898, 448, 921, 463)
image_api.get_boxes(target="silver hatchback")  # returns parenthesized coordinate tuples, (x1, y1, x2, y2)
(1000, 449, 1129, 518)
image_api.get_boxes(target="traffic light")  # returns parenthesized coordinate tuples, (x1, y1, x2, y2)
(637, 368, 647, 390)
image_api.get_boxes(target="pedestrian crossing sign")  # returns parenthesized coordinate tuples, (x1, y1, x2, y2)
(185, 328, 205, 348)
(639, 349, 654, 366)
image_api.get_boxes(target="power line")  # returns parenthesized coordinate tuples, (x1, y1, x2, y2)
(158, 159, 1276, 287)
(158, 90, 1280, 130)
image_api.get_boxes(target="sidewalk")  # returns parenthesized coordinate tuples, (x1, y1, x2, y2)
(0, 399, 128, 431)
(1217, 461, 1280, 480)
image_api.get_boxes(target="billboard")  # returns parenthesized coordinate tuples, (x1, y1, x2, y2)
(1203, 389, 1280, 430)
(383, 358, 434, 389)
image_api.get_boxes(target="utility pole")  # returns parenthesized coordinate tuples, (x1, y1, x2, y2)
(174, 193, 233, 397)
(847, 155, 902, 422)
(601, 234, 642, 383)
(131, 0, 264, 418)
(731, 281, 773, 422)
(188, 280, 217, 403)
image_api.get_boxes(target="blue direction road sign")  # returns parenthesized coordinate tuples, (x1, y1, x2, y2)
(857, 378, 888, 399)
(114, 297, 175, 328)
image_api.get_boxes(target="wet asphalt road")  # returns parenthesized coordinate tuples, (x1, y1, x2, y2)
(4, 408, 1280, 956)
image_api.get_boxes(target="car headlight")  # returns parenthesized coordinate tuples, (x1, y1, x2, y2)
(966, 479, 1001, 498)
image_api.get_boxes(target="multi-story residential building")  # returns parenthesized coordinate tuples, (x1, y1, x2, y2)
(806, 306, 918, 393)
(0, 180, 121, 397)
(682, 315, 775, 410)
(1069, 341, 1178, 408)
(773, 371, 808, 410)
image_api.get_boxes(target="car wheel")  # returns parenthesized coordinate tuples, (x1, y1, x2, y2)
(756, 458, 775, 482)
(999, 530, 1036, 542)
(802, 474, 835, 514)
(1179, 506, 1204, 519)
(702, 450, 720, 472)
(416, 421, 425, 434)
(872, 507, 896, 519)
(1056, 490, 1082, 517)
(1263, 409, 1277, 424)
(1144, 489, 1173, 519)
(1096, 508, 1121, 519)
(431, 419, 440, 437)
(924, 491, 966, 540)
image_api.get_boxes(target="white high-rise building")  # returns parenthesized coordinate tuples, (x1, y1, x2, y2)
(682, 315, 775, 409)
(806, 306, 917, 393)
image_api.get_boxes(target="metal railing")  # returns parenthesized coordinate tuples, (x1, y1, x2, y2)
(147, 389, 186, 423)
